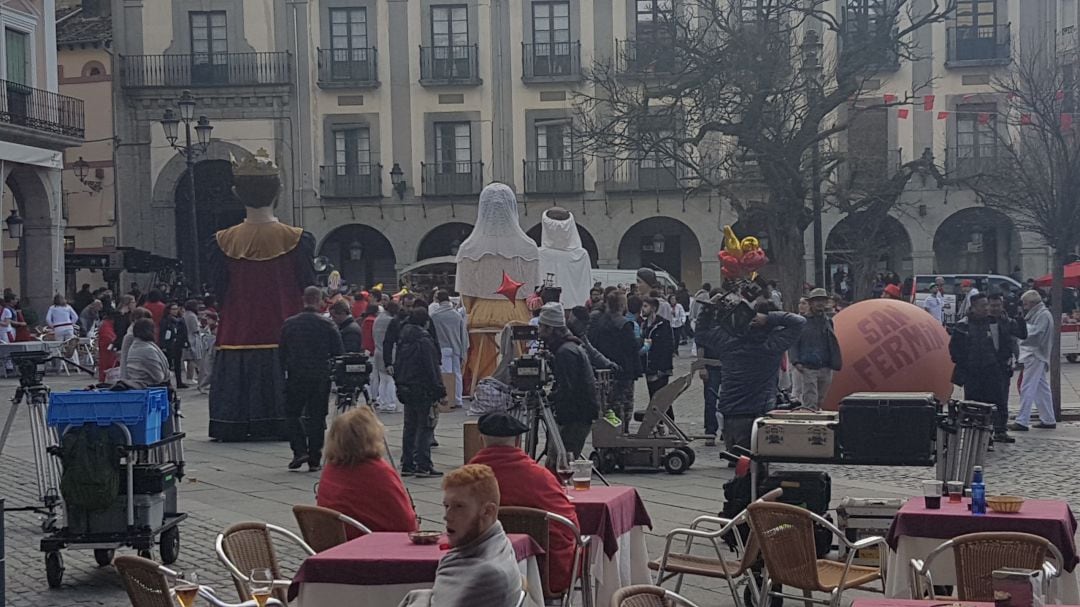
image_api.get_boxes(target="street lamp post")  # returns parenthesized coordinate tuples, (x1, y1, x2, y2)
(801, 31, 827, 290)
(161, 90, 213, 292)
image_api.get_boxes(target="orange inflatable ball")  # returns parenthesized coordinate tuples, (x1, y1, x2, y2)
(821, 298, 954, 411)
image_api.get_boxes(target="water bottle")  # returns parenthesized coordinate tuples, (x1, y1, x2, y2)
(971, 466, 986, 515)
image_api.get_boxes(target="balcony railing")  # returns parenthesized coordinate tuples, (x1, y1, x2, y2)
(521, 42, 581, 81)
(419, 45, 481, 85)
(317, 48, 378, 87)
(601, 158, 687, 192)
(121, 52, 292, 88)
(946, 24, 1011, 65)
(523, 158, 585, 194)
(0, 79, 84, 139)
(421, 161, 484, 196)
(617, 39, 677, 74)
(320, 164, 383, 198)
(948, 149, 1001, 179)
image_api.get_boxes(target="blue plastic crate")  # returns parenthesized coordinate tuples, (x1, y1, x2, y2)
(47, 389, 170, 445)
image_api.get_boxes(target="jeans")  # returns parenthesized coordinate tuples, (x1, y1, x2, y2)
(285, 376, 331, 462)
(797, 367, 834, 409)
(401, 400, 436, 472)
(440, 347, 464, 407)
(703, 367, 721, 436)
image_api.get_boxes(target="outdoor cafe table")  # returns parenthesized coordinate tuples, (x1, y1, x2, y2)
(853, 599, 993, 607)
(289, 532, 545, 607)
(571, 485, 654, 607)
(884, 497, 1080, 603)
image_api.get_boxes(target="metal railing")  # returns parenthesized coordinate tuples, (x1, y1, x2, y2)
(320, 164, 383, 198)
(601, 157, 686, 191)
(420, 161, 484, 196)
(946, 24, 1011, 64)
(121, 52, 292, 88)
(0, 79, 84, 138)
(522, 42, 581, 80)
(616, 39, 677, 74)
(948, 149, 1000, 179)
(317, 48, 378, 86)
(523, 158, 585, 194)
(419, 45, 480, 83)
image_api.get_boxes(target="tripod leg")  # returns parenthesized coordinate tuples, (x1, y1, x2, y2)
(591, 464, 611, 487)
(0, 394, 21, 456)
(539, 403, 568, 466)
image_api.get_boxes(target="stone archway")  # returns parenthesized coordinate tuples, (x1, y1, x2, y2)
(934, 207, 1020, 275)
(416, 222, 474, 261)
(525, 221, 600, 268)
(318, 224, 398, 290)
(617, 216, 702, 287)
(826, 214, 912, 300)
(3, 164, 63, 314)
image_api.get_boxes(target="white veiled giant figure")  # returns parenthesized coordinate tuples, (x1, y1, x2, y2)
(538, 207, 593, 307)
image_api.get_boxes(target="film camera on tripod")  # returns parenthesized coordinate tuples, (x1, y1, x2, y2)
(331, 352, 374, 409)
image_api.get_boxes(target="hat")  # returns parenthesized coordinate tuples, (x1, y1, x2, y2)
(883, 284, 902, 299)
(807, 288, 829, 300)
(961, 279, 973, 288)
(538, 302, 566, 327)
(636, 268, 659, 289)
(477, 412, 529, 437)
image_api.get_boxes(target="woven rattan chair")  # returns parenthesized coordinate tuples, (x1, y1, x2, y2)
(649, 488, 784, 607)
(609, 584, 702, 607)
(910, 532, 1063, 601)
(746, 501, 887, 607)
(498, 506, 592, 607)
(115, 556, 285, 607)
(215, 521, 315, 604)
(292, 504, 373, 552)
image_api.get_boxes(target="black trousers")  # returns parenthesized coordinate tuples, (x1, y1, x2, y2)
(166, 346, 184, 386)
(285, 375, 331, 462)
(559, 421, 592, 460)
(647, 375, 672, 419)
(962, 366, 1008, 433)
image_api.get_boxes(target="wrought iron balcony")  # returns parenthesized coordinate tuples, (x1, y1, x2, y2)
(421, 161, 484, 196)
(320, 164, 383, 199)
(521, 42, 582, 82)
(121, 52, 292, 88)
(946, 24, 1011, 65)
(616, 39, 677, 74)
(0, 79, 84, 140)
(317, 48, 379, 88)
(523, 158, 585, 194)
(601, 158, 687, 192)
(419, 45, 481, 85)
(840, 12, 901, 72)
(948, 149, 1001, 179)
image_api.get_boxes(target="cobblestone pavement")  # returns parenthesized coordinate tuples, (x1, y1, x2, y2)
(4, 348, 1080, 606)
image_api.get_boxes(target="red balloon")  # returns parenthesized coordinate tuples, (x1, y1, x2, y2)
(718, 251, 742, 275)
(821, 298, 955, 410)
(494, 271, 525, 303)
(740, 249, 769, 273)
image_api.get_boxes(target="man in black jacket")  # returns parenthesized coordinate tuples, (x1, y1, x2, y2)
(538, 303, 599, 459)
(280, 286, 344, 471)
(329, 300, 363, 352)
(393, 307, 445, 477)
(789, 288, 843, 408)
(949, 292, 1018, 443)
(588, 290, 641, 427)
(641, 296, 675, 411)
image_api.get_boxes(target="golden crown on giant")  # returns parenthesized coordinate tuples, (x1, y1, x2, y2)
(231, 148, 278, 177)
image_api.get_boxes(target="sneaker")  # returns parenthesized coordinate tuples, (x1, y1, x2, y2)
(288, 455, 308, 470)
(308, 463, 322, 472)
(1007, 422, 1030, 432)
(1034, 422, 1057, 429)
(993, 432, 1016, 444)
(416, 469, 443, 478)
(400, 467, 416, 477)
(603, 410, 622, 427)
(704, 436, 716, 447)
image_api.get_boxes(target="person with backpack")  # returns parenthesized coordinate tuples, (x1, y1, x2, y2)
(391, 307, 446, 477)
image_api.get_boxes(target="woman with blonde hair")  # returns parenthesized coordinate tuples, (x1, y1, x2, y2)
(316, 407, 418, 536)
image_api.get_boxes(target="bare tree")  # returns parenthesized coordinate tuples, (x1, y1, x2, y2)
(574, 0, 955, 304)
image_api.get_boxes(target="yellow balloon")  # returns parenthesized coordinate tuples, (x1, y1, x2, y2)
(373, 283, 384, 291)
(722, 225, 743, 257)
(740, 236, 760, 252)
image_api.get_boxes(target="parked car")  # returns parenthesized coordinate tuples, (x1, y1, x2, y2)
(590, 268, 679, 291)
(910, 273, 1023, 325)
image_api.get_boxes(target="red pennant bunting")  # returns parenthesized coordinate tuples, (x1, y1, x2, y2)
(1020, 113, 1032, 126)
(923, 95, 935, 111)
(937, 111, 950, 120)
(977, 112, 991, 125)
(1062, 113, 1073, 131)
(883, 94, 898, 104)
(898, 109, 910, 119)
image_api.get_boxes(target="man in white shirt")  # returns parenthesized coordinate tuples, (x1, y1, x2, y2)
(1011, 290, 1057, 430)
(0, 304, 14, 344)
(923, 276, 946, 324)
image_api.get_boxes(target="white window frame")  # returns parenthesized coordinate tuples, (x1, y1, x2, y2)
(0, 8, 38, 87)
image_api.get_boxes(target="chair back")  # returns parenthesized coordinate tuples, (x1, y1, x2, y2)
(293, 504, 355, 552)
(498, 506, 559, 599)
(746, 501, 821, 590)
(610, 584, 666, 607)
(952, 532, 1052, 601)
(218, 522, 287, 604)
(61, 336, 79, 358)
(114, 555, 174, 607)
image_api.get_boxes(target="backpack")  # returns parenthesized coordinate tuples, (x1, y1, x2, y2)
(60, 426, 120, 512)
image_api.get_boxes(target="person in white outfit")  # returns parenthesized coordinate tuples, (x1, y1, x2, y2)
(1011, 290, 1057, 430)
(46, 294, 81, 364)
(430, 290, 469, 408)
(372, 299, 400, 412)
(923, 277, 947, 324)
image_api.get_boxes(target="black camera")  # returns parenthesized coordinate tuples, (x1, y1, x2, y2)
(508, 325, 551, 392)
(332, 352, 373, 393)
(11, 351, 50, 388)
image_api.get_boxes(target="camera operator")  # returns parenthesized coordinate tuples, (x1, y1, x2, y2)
(588, 290, 641, 426)
(280, 286, 345, 472)
(537, 303, 599, 459)
(695, 288, 805, 452)
(330, 300, 363, 353)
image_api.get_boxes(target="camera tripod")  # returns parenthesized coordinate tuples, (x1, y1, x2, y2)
(513, 388, 610, 486)
(334, 384, 397, 470)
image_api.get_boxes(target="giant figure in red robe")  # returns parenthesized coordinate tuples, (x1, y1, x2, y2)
(207, 151, 315, 441)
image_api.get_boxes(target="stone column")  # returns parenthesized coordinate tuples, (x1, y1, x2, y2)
(910, 250, 935, 276)
(21, 185, 65, 317)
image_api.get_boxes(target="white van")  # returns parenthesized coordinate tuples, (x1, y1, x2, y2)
(910, 274, 1023, 324)
(590, 269, 679, 290)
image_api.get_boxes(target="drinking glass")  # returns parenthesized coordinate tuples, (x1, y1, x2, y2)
(922, 480, 942, 509)
(249, 568, 274, 607)
(555, 451, 574, 500)
(572, 459, 593, 491)
(173, 571, 199, 607)
(947, 481, 964, 503)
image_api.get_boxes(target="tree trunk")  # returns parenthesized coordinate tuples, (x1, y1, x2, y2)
(1051, 253, 1065, 419)
(766, 214, 807, 311)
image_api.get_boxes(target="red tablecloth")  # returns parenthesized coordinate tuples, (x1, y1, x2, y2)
(572, 486, 652, 559)
(886, 497, 1079, 571)
(289, 532, 543, 597)
(852, 600, 993, 607)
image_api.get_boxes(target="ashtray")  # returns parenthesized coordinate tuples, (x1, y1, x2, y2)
(409, 530, 442, 545)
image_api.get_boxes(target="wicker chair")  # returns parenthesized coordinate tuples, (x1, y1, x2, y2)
(649, 488, 783, 607)
(498, 506, 592, 607)
(910, 532, 1063, 601)
(292, 504, 373, 552)
(746, 501, 887, 607)
(215, 522, 315, 604)
(115, 556, 286, 607)
(609, 584, 702, 607)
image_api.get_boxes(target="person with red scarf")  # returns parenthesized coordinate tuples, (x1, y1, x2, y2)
(360, 307, 377, 354)
(468, 412, 579, 595)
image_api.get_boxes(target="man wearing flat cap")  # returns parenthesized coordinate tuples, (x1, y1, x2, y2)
(535, 302, 600, 460)
(469, 411, 581, 596)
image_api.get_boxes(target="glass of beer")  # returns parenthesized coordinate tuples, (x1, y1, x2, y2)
(922, 480, 942, 509)
(572, 459, 593, 491)
(947, 481, 964, 503)
(249, 568, 274, 607)
(173, 571, 199, 607)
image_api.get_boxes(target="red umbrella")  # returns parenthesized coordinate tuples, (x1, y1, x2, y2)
(1034, 262, 1080, 289)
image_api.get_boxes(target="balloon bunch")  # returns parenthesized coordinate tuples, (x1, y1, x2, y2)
(719, 225, 769, 280)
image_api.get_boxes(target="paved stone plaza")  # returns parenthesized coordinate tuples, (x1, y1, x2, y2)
(4, 353, 1080, 606)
